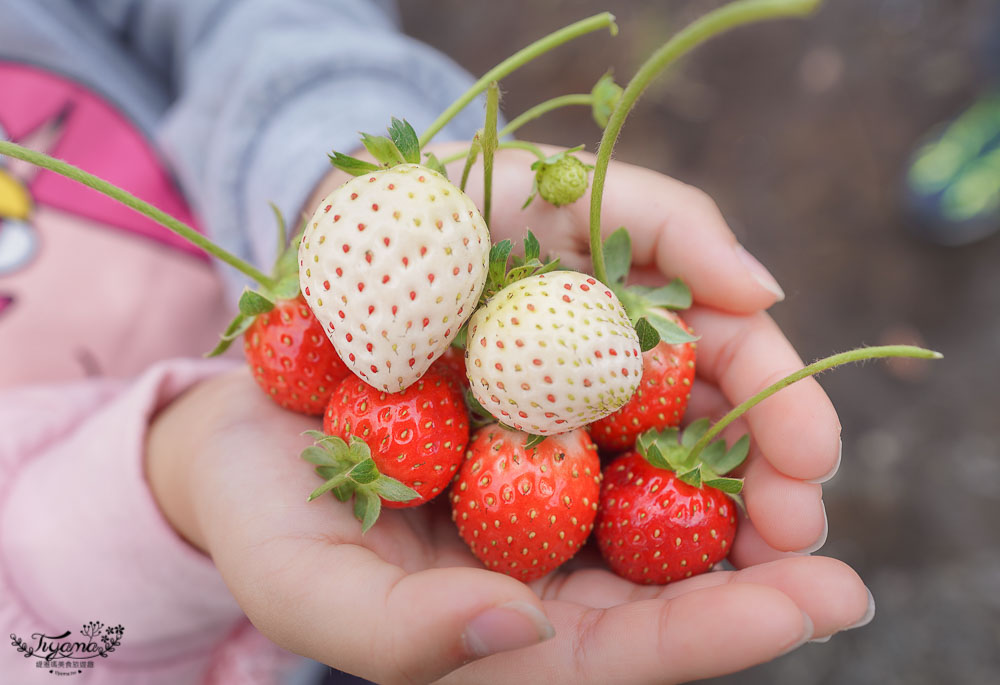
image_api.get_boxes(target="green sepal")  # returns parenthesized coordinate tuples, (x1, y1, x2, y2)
(681, 418, 711, 450)
(703, 476, 744, 494)
(360, 133, 406, 167)
(388, 118, 420, 164)
(480, 231, 561, 304)
(591, 71, 623, 128)
(269, 202, 288, 262)
(487, 240, 514, 287)
(644, 310, 699, 345)
(524, 434, 547, 449)
(348, 457, 379, 485)
(273, 230, 303, 282)
(450, 324, 468, 350)
(206, 311, 255, 356)
(676, 466, 702, 488)
(332, 484, 354, 502)
(463, 388, 497, 429)
(371, 476, 420, 502)
(300, 445, 338, 467)
(603, 227, 632, 285)
(238, 288, 275, 317)
(303, 429, 333, 442)
(634, 317, 660, 353)
(271, 274, 300, 300)
(523, 231, 541, 262)
(329, 151, 380, 176)
(698, 439, 727, 469)
(423, 152, 449, 179)
(631, 279, 692, 310)
(307, 472, 351, 501)
(354, 489, 382, 534)
(708, 434, 750, 475)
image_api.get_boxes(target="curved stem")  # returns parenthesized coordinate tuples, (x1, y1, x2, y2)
(0, 141, 277, 288)
(498, 140, 547, 159)
(588, 0, 822, 284)
(687, 345, 942, 463)
(418, 12, 617, 148)
(482, 82, 501, 227)
(500, 93, 593, 138)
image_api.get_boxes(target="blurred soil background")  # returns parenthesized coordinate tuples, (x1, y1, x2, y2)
(400, 1, 1000, 683)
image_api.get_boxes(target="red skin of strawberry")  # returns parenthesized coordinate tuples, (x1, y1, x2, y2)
(590, 312, 696, 452)
(244, 294, 351, 415)
(451, 426, 601, 582)
(596, 451, 737, 584)
(324, 368, 468, 507)
(431, 345, 469, 391)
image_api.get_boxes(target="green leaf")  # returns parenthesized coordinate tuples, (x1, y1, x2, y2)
(206, 312, 254, 356)
(524, 231, 541, 263)
(633, 279, 692, 309)
(591, 71, 623, 128)
(423, 152, 449, 179)
(703, 476, 744, 494)
(303, 429, 332, 442)
(346, 435, 372, 462)
(642, 442, 672, 470)
(300, 445, 337, 467)
(354, 489, 382, 533)
(681, 418, 711, 449)
(371, 475, 420, 503)
(360, 133, 405, 167)
(329, 152, 380, 176)
(713, 434, 750, 474)
(603, 227, 632, 284)
(645, 311, 699, 344)
(238, 288, 276, 317)
(634, 317, 660, 352)
(388, 118, 420, 164)
(348, 457, 380, 485)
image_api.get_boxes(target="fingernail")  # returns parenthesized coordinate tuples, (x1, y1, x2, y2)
(735, 245, 785, 301)
(846, 588, 876, 630)
(795, 504, 828, 554)
(808, 634, 832, 644)
(779, 611, 814, 656)
(463, 601, 555, 658)
(807, 437, 843, 484)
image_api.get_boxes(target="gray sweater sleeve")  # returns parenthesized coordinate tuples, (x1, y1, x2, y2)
(84, 0, 483, 293)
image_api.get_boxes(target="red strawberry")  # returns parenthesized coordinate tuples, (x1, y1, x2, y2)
(431, 345, 469, 391)
(590, 311, 696, 452)
(243, 294, 350, 415)
(595, 421, 747, 584)
(311, 368, 469, 512)
(451, 426, 601, 582)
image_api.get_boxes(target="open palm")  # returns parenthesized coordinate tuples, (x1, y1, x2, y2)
(151, 149, 871, 685)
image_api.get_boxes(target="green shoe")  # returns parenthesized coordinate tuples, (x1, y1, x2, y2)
(906, 92, 1000, 245)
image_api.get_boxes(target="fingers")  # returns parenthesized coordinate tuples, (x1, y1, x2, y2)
(684, 307, 842, 482)
(743, 456, 828, 552)
(216, 539, 554, 685)
(440, 143, 785, 313)
(446, 584, 810, 685)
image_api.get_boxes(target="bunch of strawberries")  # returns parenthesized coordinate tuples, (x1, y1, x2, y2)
(1, 0, 938, 587)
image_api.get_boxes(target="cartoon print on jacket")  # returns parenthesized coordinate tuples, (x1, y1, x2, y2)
(0, 63, 232, 386)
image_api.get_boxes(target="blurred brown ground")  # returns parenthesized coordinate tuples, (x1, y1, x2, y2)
(400, 1, 1000, 683)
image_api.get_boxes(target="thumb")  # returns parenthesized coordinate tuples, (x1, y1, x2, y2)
(227, 542, 554, 685)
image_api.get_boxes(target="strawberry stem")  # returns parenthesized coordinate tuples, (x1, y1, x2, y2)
(587, 0, 823, 284)
(418, 13, 617, 148)
(0, 140, 278, 289)
(482, 82, 500, 227)
(500, 93, 594, 138)
(687, 345, 943, 463)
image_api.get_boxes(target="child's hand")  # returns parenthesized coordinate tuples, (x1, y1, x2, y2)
(147, 150, 869, 685)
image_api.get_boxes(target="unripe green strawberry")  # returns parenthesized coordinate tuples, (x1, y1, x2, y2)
(465, 270, 642, 435)
(534, 154, 590, 207)
(299, 164, 490, 393)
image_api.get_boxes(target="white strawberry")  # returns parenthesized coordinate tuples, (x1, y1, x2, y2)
(465, 270, 642, 435)
(299, 164, 490, 392)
